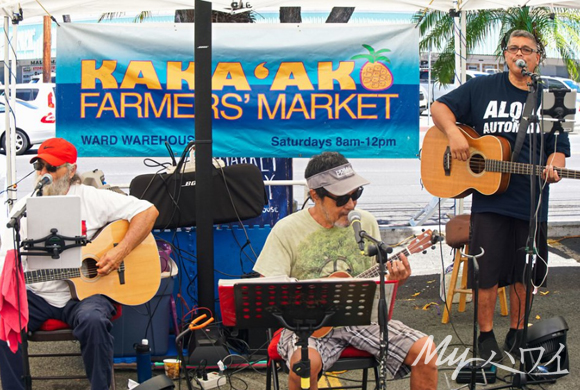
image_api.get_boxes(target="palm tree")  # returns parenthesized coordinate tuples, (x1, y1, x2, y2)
(412, 6, 580, 83)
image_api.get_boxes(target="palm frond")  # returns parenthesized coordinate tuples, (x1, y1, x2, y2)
(414, 6, 580, 83)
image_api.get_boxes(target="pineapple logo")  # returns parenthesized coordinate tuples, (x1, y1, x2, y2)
(351, 44, 393, 91)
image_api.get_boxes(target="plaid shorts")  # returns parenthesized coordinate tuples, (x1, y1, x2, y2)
(277, 320, 425, 379)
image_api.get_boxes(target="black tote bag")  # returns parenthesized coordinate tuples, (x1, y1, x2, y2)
(130, 163, 267, 230)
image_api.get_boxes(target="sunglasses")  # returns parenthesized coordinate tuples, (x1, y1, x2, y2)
(504, 45, 538, 55)
(324, 187, 364, 207)
(33, 160, 64, 173)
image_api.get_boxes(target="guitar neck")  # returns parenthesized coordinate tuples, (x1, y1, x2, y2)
(357, 248, 410, 279)
(487, 160, 580, 180)
(25, 268, 81, 284)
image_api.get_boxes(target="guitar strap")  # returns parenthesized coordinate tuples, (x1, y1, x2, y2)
(512, 85, 540, 162)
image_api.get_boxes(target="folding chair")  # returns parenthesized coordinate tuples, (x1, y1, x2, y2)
(24, 304, 122, 389)
(266, 329, 379, 390)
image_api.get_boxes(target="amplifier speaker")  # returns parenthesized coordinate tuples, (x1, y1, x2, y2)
(523, 316, 569, 380)
(187, 324, 229, 368)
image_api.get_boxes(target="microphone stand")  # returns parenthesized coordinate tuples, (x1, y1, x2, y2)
(6, 199, 34, 390)
(6, 179, 46, 229)
(360, 232, 393, 390)
(486, 69, 557, 390)
(5, 182, 85, 390)
(520, 68, 540, 82)
(515, 71, 541, 387)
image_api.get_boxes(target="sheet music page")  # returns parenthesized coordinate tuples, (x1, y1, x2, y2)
(300, 276, 377, 283)
(218, 274, 297, 286)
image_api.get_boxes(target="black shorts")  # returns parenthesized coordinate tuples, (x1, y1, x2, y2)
(467, 212, 548, 289)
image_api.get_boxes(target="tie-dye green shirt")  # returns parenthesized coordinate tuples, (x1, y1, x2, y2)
(253, 208, 380, 280)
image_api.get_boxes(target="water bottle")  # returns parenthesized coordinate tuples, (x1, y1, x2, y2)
(135, 339, 152, 383)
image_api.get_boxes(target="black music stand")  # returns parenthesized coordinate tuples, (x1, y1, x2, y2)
(234, 279, 377, 390)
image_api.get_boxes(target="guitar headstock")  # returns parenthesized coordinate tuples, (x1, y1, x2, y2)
(408, 230, 435, 255)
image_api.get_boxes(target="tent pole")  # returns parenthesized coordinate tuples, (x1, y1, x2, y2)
(4, 16, 17, 213)
(460, 9, 467, 84)
(453, 3, 461, 89)
(458, 7, 466, 215)
(194, 0, 215, 313)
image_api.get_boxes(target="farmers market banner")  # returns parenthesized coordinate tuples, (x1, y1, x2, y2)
(56, 23, 419, 158)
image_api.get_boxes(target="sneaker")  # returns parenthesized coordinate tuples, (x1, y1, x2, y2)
(504, 329, 524, 354)
(478, 336, 503, 362)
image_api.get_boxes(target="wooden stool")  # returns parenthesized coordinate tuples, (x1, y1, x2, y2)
(441, 214, 509, 324)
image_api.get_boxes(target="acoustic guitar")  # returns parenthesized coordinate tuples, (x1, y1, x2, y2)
(24, 220, 161, 306)
(421, 124, 580, 199)
(312, 229, 435, 338)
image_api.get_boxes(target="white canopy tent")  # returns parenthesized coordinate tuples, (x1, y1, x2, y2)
(0, 0, 578, 210)
(1, 0, 580, 16)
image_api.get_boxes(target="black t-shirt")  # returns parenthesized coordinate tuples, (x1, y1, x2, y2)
(438, 72, 571, 221)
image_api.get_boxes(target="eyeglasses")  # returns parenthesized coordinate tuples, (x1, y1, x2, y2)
(324, 187, 364, 207)
(504, 45, 538, 55)
(33, 160, 64, 173)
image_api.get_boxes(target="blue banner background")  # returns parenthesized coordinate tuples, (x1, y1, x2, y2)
(57, 23, 419, 158)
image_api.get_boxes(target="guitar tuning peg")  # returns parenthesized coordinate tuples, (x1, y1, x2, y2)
(431, 245, 436, 250)
(422, 250, 427, 254)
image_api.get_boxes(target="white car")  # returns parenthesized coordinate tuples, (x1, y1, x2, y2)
(0, 83, 56, 154)
(419, 85, 428, 115)
(29, 72, 56, 83)
(420, 70, 490, 103)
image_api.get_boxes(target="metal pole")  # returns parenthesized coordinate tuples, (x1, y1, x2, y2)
(4, 16, 17, 212)
(194, 0, 214, 312)
(458, 9, 466, 215)
(460, 10, 467, 84)
(427, 43, 432, 125)
(453, 4, 461, 88)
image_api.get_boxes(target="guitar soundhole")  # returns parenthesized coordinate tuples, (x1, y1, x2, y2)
(469, 154, 485, 174)
(81, 259, 99, 279)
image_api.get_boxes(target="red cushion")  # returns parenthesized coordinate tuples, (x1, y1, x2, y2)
(38, 303, 123, 331)
(39, 319, 69, 331)
(268, 328, 373, 361)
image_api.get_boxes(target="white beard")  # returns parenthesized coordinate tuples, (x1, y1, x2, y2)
(34, 174, 70, 196)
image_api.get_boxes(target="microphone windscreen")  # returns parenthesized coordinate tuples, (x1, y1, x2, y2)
(348, 210, 361, 223)
(41, 173, 53, 184)
(516, 59, 527, 69)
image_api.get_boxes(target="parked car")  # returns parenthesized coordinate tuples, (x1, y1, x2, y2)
(1, 83, 56, 109)
(541, 76, 580, 133)
(0, 83, 56, 154)
(29, 72, 56, 83)
(419, 85, 427, 115)
(420, 69, 489, 103)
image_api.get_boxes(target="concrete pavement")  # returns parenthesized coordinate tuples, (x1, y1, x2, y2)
(17, 265, 580, 390)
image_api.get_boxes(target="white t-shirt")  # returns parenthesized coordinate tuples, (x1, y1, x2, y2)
(0, 184, 153, 307)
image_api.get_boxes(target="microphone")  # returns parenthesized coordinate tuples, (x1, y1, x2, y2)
(515, 59, 539, 81)
(34, 173, 53, 195)
(348, 210, 365, 252)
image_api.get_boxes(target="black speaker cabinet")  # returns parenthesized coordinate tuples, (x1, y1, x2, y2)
(523, 316, 569, 380)
(187, 324, 229, 368)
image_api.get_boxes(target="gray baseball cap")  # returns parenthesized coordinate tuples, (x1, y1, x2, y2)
(306, 163, 370, 195)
